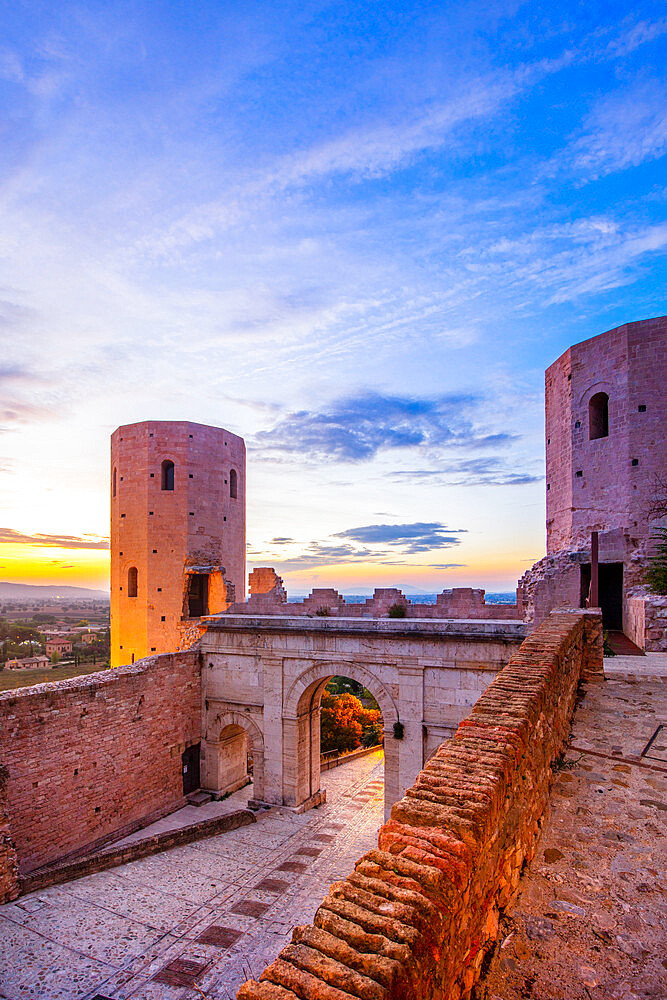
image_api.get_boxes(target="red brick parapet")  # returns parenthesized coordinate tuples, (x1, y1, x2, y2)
(0, 650, 201, 875)
(237, 609, 603, 1000)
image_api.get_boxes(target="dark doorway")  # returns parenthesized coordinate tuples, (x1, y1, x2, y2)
(182, 743, 200, 795)
(580, 562, 623, 629)
(187, 573, 209, 617)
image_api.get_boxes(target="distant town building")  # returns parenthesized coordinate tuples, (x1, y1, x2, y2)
(45, 639, 72, 656)
(5, 655, 50, 670)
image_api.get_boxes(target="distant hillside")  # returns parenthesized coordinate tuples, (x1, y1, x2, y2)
(0, 582, 109, 601)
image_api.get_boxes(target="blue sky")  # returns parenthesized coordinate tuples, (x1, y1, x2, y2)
(0, 1, 665, 592)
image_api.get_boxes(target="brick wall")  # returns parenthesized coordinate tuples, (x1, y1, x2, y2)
(237, 609, 603, 1000)
(0, 650, 201, 875)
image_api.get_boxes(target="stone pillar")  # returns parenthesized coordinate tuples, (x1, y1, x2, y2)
(383, 728, 400, 823)
(396, 664, 425, 803)
(581, 609, 604, 681)
(262, 657, 284, 805)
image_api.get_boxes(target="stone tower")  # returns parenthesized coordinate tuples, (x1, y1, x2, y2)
(519, 315, 666, 643)
(110, 420, 245, 667)
(545, 316, 666, 554)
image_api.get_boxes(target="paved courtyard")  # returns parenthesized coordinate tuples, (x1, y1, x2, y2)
(0, 750, 384, 1000)
(483, 654, 667, 1000)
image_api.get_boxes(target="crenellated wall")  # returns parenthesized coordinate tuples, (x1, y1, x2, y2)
(0, 650, 201, 876)
(237, 609, 603, 1000)
(227, 568, 522, 621)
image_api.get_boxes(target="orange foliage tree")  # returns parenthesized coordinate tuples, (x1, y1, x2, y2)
(320, 691, 382, 754)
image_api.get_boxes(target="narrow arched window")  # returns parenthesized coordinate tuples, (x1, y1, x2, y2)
(112, 467, 117, 498)
(128, 566, 138, 598)
(589, 392, 609, 440)
(161, 459, 175, 490)
(230, 468, 238, 499)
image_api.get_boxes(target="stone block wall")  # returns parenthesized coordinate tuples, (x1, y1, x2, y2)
(0, 650, 201, 875)
(625, 590, 667, 651)
(237, 609, 602, 1000)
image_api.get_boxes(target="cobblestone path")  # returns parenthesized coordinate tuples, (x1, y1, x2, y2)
(482, 658, 666, 1000)
(0, 750, 384, 1000)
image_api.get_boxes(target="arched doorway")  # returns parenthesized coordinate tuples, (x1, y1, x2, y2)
(201, 710, 265, 802)
(282, 662, 399, 820)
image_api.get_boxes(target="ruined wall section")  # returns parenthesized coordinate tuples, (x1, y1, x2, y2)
(225, 569, 522, 620)
(237, 610, 603, 1000)
(0, 651, 201, 875)
(111, 420, 245, 666)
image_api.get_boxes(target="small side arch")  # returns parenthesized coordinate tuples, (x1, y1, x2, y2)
(203, 709, 264, 801)
(207, 709, 265, 750)
(230, 468, 238, 499)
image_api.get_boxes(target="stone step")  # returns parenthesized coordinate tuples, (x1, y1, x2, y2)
(22, 808, 255, 894)
(186, 790, 213, 807)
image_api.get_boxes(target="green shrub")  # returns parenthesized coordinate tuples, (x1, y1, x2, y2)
(645, 527, 667, 595)
(388, 603, 406, 618)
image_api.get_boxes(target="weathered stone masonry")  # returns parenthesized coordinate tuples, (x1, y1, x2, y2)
(237, 609, 603, 1000)
(0, 649, 201, 878)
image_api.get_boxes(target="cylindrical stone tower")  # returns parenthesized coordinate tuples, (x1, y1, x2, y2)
(110, 420, 245, 667)
(546, 316, 666, 554)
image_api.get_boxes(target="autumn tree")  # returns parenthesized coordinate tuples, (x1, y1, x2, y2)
(320, 690, 382, 754)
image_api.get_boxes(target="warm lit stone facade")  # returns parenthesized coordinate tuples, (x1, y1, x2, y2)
(199, 615, 526, 822)
(110, 420, 245, 666)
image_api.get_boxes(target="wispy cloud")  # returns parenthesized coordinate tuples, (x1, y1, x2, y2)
(567, 81, 667, 181)
(254, 520, 466, 570)
(390, 457, 543, 487)
(252, 391, 512, 462)
(334, 522, 466, 553)
(0, 528, 109, 549)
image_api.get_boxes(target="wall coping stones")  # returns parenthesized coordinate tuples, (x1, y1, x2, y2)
(202, 614, 527, 642)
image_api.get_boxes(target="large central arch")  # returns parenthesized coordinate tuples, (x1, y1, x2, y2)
(282, 660, 399, 819)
